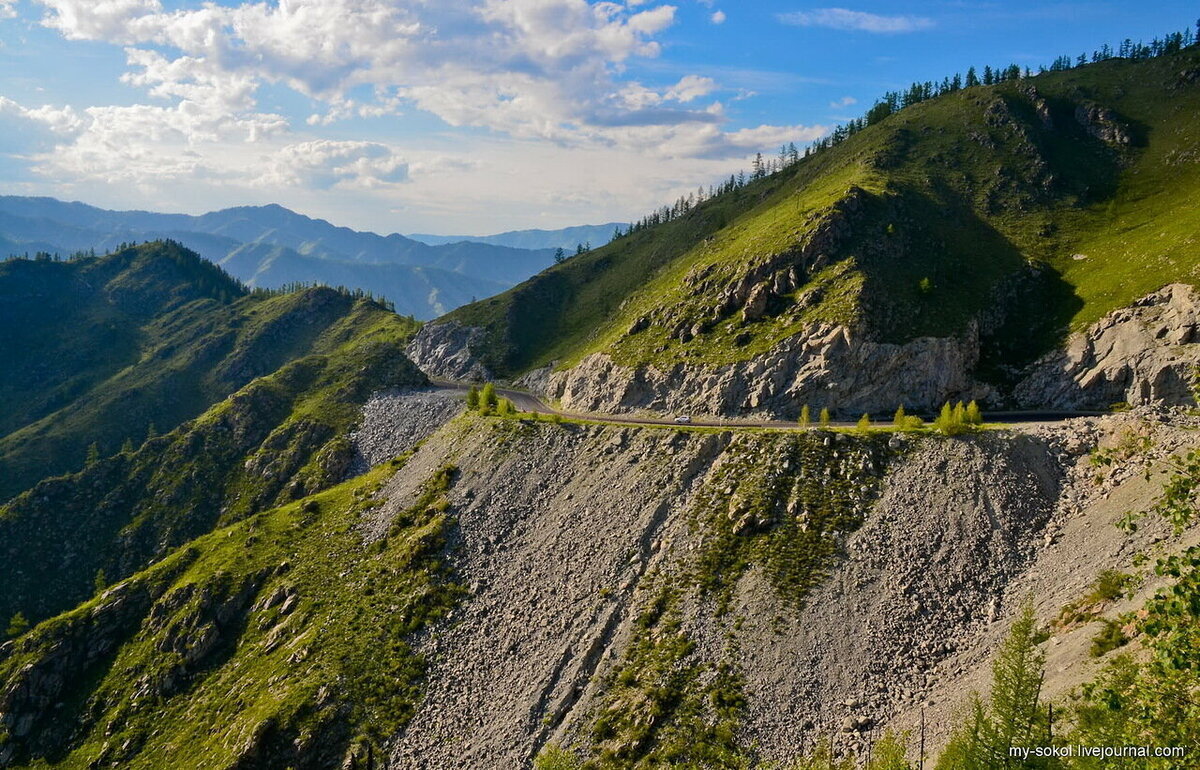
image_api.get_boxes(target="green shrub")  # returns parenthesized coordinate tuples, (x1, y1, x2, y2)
(1090, 619, 1129, 658)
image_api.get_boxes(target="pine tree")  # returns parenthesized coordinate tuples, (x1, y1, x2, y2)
(966, 66, 980, 88)
(5, 612, 29, 639)
(820, 407, 832, 427)
(85, 442, 100, 466)
(800, 404, 811, 427)
(466, 385, 480, 410)
(935, 603, 1055, 768)
(554, 247, 566, 264)
(857, 413, 872, 432)
(953, 401, 967, 426)
(893, 405, 907, 427)
(966, 400, 983, 425)
(121, 437, 134, 454)
(480, 383, 498, 414)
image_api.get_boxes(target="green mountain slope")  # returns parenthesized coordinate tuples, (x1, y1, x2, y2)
(0, 242, 420, 501)
(0, 461, 460, 769)
(0, 243, 424, 627)
(446, 47, 1200, 386)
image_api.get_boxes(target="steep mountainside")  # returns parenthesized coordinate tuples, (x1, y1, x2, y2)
(414, 47, 1200, 415)
(3, 396, 1196, 769)
(0, 199, 554, 319)
(0, 245, 426, 629)
(0, 243, 422, 501)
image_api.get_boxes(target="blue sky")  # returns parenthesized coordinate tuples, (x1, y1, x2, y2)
(0, 1, 1196, 234)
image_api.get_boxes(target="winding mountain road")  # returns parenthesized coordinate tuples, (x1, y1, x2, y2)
(429, 379, 1103, 430)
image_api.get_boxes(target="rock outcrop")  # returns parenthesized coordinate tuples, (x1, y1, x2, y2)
(405, 320, 492, 381)
(543, 322, 993, 417)
(1015, 284, 1200, 409)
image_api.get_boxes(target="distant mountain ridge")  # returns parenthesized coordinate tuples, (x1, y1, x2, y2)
(408, 222, 627, 251)
(0, 197, 556, 319)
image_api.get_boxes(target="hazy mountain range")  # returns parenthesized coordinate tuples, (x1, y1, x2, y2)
(0, 196, 568, 319)
(407, 222, 626, 251)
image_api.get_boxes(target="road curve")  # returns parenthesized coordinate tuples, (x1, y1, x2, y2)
(428, 378, 1105, 431)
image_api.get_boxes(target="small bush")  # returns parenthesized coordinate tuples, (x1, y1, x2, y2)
(1090, 619, 1129, 657)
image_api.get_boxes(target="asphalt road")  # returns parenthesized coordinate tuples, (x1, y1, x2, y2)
(428, 379, 1103, 430)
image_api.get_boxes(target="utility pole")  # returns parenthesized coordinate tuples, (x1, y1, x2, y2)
(919, 707, 926, 770)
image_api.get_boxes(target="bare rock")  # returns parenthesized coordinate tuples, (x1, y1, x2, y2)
(1015, 284, 1200, 409)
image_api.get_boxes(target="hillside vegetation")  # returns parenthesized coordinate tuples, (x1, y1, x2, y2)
(447, 46, 1200, 387)
(0, 242, 421, 501)
(0, 242, 425, 627)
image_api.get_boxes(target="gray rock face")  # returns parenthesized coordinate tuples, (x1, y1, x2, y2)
(543, 323, 993, 417)
(1015, 284, 1200, 409)
(405, 320, 492, 381)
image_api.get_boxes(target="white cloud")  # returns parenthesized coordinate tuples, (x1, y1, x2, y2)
(0, 1, 18, 19)
(710, 10, 725, 24)
(777, 8, 934, 33)
(829, 95, 856, 108)
(12, 0, 831, 231)
(264, 140, 409, 189)
(0, 96, 84, 134)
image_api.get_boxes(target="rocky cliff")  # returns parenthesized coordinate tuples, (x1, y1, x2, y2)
(413, 281, 1200, 416)
(532, 322, 991, 417)
(3, 387, 1195, 767)
(1015, 283, 1200, 409)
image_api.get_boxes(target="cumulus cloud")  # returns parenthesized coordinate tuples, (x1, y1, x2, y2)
(264, 140, 409, 189)
(12, 0, 831, 229)
(0, 0, 17, 19)
(777, 8, 934, 33)
(710, 10, 725, 24)
(0, 96, 84, 134)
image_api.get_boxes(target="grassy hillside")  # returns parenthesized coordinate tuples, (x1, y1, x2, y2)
(0, 243, 425, 626)
(447, 47, 1200, 384)
(0, 242, 422, 501)
(0, 461, 461, 769)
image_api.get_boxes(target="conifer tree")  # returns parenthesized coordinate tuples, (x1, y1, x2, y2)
(966, 400, 983, 425)
(5, 612, 29, 639)
(893, 405, 907, 427)
(85, 442, 100, 466)
(480, 383, 498, 414)
(800, 405, 811, 427)
(857, 413, 872, 432)
(820, 407, 832, 427)
(466, 385, 480, 410)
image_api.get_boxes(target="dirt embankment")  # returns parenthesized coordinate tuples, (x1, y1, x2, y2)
(361, 405, 1196, 767)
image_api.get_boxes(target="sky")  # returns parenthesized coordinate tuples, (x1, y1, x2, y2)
(0, 1, 1197, 235)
